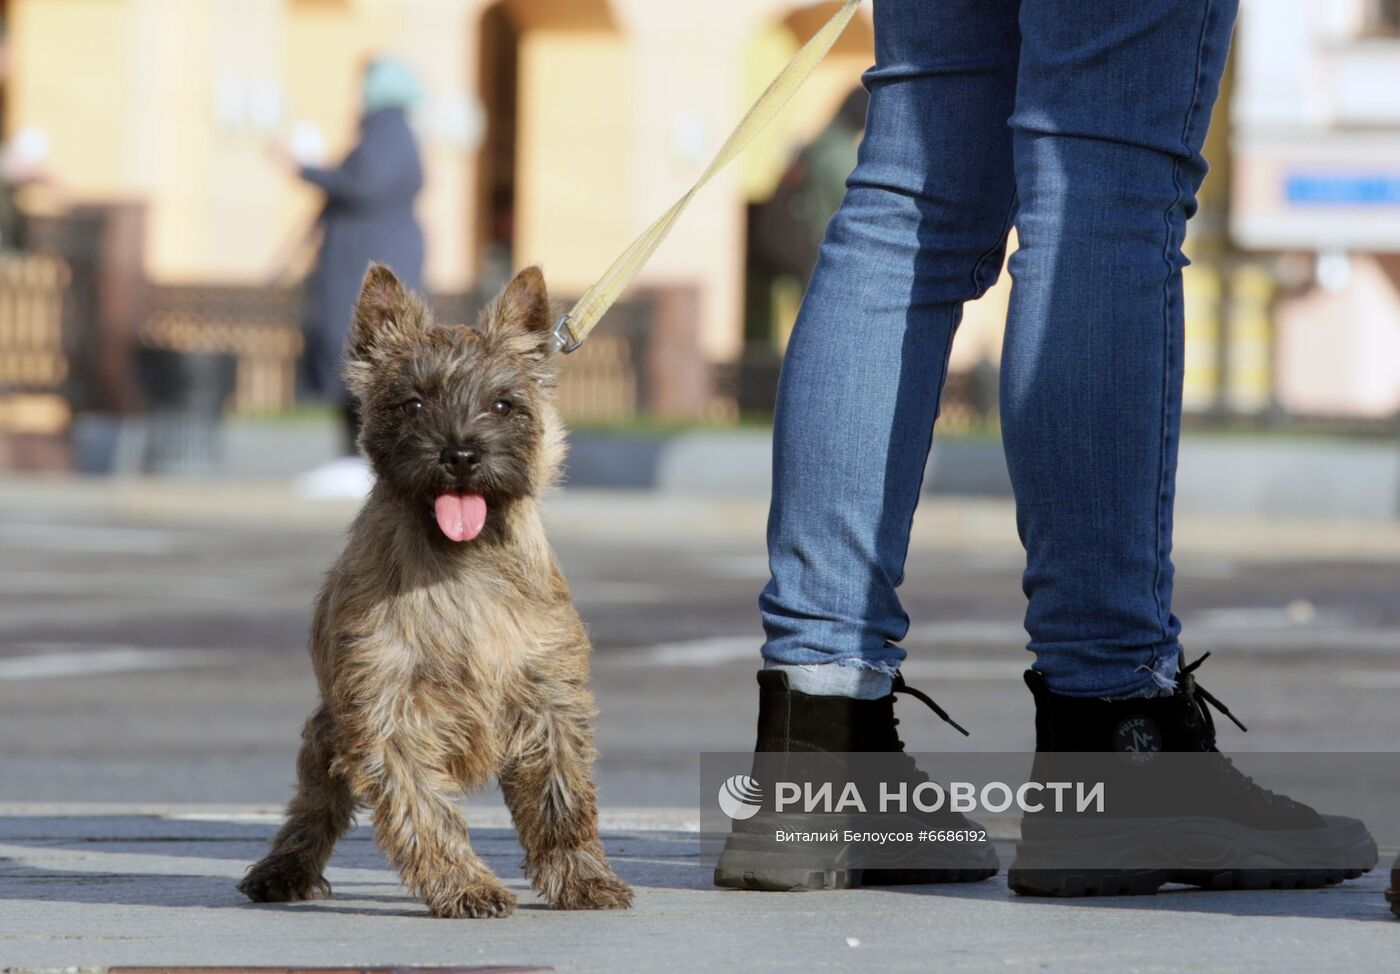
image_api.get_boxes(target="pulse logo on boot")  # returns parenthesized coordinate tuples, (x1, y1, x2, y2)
(1112, 716, 1162, 762)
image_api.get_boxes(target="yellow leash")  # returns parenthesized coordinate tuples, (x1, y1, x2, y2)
(552, 0, 864, 354)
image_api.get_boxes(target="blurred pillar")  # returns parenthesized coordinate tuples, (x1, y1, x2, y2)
(401, 0, 478, 294)
(94, 202, 149, 415)
(1183, 264, 1223, 414)
(1225, 262, 1276, 415)
(623, 2, 749, 365)
(29, 203, 148, 416)
(639, 286, 709, 420)
(511, 7, 634, 297)
(206, 0, 286, 281)
(1182, 36, 1233, 418)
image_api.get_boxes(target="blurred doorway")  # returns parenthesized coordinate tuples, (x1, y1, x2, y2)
(474, 0, 621, 299)
(475, 1, 520, 299)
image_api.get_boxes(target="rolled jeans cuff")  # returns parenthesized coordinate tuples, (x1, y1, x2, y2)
(763, 658, 896, 700)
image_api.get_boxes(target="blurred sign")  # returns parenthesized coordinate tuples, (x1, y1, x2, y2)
(1285, 174, 1400, 206)
(1232, 136, 1400, 250)
(214, 73, 284, 135)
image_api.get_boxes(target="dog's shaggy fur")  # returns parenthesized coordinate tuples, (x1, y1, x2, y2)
(239, 265, 632, 918)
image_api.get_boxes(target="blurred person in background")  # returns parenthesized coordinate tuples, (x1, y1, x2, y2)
(753, 86, 870, 288)
(276, 56, 425, 493)
(787, 86, 871, 273)
(743, 87, 868, 411)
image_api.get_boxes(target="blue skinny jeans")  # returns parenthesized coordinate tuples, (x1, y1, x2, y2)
(760, 0, 1239, 699)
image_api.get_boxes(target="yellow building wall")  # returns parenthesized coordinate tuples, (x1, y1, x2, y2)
(7, 0, 886, 364)
(8, 0, 477, 290)
(8, 0, 133, 198)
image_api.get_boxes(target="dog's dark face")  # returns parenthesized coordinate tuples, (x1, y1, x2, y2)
(343, 264, 563, 543)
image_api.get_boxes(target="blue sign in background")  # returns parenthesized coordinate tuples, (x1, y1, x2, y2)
(1286, 173, 1400, 205)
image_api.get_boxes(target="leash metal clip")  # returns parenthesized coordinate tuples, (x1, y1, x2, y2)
(551, 313, 583, 355)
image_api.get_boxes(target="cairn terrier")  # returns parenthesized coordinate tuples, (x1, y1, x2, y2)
(239, 264, 632, 918)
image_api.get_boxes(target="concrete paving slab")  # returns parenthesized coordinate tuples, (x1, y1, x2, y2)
(0, 809, 1395, 974)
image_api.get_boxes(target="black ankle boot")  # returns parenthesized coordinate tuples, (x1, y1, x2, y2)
(750, 669, 918, 752)
(713, 670, 998, 891)
(1008, 653, 1377, 897)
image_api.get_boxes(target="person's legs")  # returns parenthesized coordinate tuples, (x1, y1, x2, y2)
(1002, 0, 1237, 698)
(760, 0, 1021, 699)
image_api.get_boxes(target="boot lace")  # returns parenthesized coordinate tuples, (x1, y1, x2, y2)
(1180, 652, 1299, 809)
(1180, 651, 1247, 734)
(892, 672, 969, 738)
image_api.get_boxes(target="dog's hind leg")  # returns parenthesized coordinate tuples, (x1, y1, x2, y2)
(239, 704, 355, 903)
(499, 686, 633, 910)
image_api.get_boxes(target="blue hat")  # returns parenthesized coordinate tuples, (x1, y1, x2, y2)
(363, 58, 423, 114)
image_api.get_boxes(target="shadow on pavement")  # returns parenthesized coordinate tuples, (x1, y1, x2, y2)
(0, 815, 1388, 922)
(0, 815, 705, 918)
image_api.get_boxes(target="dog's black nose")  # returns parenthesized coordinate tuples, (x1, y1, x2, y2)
(440, 446, 481, 473)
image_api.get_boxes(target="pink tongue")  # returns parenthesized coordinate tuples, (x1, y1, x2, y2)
(434, 493, 488, 542)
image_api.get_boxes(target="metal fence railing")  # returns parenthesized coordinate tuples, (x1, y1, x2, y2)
(138, 285, 659, 425)
(555, 332, 640, 424)
(142, 285, 303, 416)
(0, 252, 71, 437)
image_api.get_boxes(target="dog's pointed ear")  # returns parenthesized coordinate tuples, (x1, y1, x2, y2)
(344, 263, 427, 390)
(483, 266, 553, 357)
(348, 263, 416, 359)
(500, 265, 551, 334)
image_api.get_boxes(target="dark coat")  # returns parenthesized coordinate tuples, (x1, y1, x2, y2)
(299, 106, 424, 403)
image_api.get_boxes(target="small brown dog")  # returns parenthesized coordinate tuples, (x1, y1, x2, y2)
(239, 264, 632, 918)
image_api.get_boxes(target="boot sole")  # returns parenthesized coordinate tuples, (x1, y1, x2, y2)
(1009, 813, 1376, 898)
(1009, 866, 1369, 897)
(714, 830, 999, 891)
(713, 864, 1000, 891)
(713, 863, 861, 891)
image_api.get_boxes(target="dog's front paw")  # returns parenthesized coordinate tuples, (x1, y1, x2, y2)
(552, 872, 634, 911)
(428, 880, 517, 919)
(239, 856, 331, 903)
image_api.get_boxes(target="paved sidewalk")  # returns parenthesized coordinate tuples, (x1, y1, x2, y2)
(6, 477, 1400, 562)
(3, 479, 1399, 970)
(0, 807, 1393, 973)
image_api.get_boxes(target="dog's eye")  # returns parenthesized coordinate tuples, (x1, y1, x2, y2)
(491, 399, 513, 417)
(402, 398, 424, 418)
